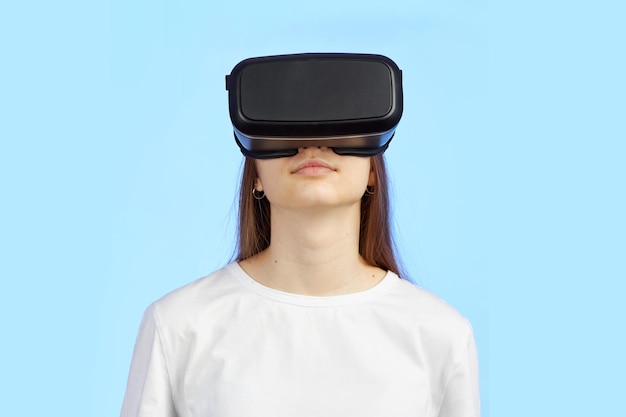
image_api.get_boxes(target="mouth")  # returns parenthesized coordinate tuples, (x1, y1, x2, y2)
(292, 159, 335, 175)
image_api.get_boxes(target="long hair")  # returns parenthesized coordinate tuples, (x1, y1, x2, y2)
(234, 154, 403, 277)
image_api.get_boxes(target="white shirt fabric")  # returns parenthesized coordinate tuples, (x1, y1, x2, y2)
(121, 263, 480, 417)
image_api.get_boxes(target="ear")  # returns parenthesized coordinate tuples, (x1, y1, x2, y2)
(368, 170, 376, 187)
(255, 178, 264, 192)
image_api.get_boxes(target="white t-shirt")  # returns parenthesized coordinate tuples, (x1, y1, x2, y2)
(121, 263, 480, 417)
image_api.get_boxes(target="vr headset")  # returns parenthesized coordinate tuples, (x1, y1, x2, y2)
(226, 53, 403, 159)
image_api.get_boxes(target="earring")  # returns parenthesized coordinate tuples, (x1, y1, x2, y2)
(365, 185, 375, 196)
(252, 187, 265, 200)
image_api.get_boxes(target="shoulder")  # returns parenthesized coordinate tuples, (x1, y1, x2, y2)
(384, 274, 474, 347)
(146, 264, 241, 329)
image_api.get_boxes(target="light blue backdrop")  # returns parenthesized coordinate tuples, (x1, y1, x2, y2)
(1, 1, 624, 416)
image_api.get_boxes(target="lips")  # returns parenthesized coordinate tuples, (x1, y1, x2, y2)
(292, 159, 335, 175)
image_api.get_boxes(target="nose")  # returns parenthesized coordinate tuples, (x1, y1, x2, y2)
(297, 146, 331, 154)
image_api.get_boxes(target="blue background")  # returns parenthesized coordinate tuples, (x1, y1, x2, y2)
(1, 1, 624, 416)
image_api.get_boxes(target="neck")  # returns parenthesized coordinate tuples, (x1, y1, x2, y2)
(240, 204, 385, 296)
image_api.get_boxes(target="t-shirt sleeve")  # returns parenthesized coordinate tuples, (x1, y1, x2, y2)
(437, 324, 481, 417)
(120, 304, 178, 417)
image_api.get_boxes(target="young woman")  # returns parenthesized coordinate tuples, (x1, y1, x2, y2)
(120, 146, 480, 416)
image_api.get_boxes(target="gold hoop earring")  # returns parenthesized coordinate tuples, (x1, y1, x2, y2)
(252, 188, 265, 200)
(365, 185, 375, 196)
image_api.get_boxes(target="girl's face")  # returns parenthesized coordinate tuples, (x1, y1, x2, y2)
(254, 147, 374, 211)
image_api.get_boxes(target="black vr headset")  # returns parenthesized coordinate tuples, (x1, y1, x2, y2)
(226, 53, 403, 159)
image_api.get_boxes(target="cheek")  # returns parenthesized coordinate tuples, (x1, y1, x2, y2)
(330, 161, 372, 201)
(255, 160, 283, 191)
(347, 159, 373, 188)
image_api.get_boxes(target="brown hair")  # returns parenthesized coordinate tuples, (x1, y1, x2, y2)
(234, 154, 404, 277)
